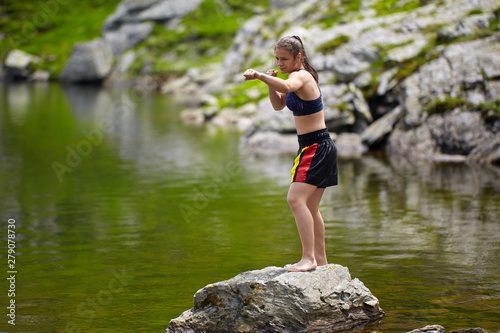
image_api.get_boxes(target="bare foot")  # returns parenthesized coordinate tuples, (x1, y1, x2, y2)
(287, 259, 317, 272)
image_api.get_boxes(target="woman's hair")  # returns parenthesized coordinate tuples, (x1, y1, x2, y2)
(274, 36, 319, 83)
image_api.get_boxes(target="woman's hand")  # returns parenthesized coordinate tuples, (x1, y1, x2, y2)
(243, 69, 260, 81)
(243, 69, 278, 81)
(266, 69, 278, 77)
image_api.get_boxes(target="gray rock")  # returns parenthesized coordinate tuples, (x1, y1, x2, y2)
(60, 38, 113, 83)
(103, 22, 154, 56)
(252, 99, 296, 134)
(387, 124, 438, 159)
(328, 44, 380, 82)
(101, 0, 202, 57)
(29, 70, 50, 81)
(377, 68, 399, 96)
(450, 328, 488, 333)
(5, 49, 41, 69)
(468, 136, 500, 164)
(102, 0, 160, 30)
(221, 15, 270, 82)
(244, 131, 299, 152)
(395, 33, 500, 140)
(166, 264, 384, 333)
(408, 324, 445, 333)
(349, 83, 373, 123)
(362, 106, 402, 147)
(437, 14, 495, 43)
(335, 133, 368, 157)
(322, 84, 357, 132)
(3, 49, 43, 80)
(270, 0, 301, 8)
(427, 111, 492, 155)
(137, 0, 203, 21)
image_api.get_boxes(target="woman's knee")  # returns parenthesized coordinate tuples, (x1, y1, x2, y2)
(287, 191, 305, 210)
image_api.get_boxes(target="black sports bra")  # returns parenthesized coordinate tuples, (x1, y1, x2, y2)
(285, 69, 323, 117)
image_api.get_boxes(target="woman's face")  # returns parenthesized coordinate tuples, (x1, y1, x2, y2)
(275, 47, 301, 74)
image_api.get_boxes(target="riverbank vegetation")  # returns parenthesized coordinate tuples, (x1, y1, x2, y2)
(0, 0, 122, 75)
(0, 0, 268, 78)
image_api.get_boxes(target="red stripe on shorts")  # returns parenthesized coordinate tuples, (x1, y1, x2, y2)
(296, 144, 318, 182)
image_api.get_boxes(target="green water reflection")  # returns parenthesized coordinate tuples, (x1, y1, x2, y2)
(0, 83, 499, 333)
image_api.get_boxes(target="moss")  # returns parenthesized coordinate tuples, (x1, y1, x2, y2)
(318, 0, 361, 28)
(317, 35, 350, 54)
(478, 99, 500, 121)
(426, 97, 500, 121)
(128, 0, 268, 77)
(0, 0, 268, 78)
(0, 0, 123, 77)
(373, 0, 420, 16)
(393, 39, 442, 83)
(427, 97, 467, 115)
(468, 9, 484, 15)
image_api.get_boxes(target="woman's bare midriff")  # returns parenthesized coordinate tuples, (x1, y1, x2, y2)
(294, 111, 327, 135)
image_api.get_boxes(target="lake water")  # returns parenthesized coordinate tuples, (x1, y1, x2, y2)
(0, 82, 499, 333)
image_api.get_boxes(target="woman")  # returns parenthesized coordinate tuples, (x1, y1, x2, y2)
(243, 36, 338, 272)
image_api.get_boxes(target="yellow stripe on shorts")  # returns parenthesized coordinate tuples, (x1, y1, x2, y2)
(290, 146, 309, 183)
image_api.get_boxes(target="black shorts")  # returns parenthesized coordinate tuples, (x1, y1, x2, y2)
(291, 128, 338, 188)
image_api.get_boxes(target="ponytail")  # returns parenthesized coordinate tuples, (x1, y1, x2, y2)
(274, 36, 319, 83)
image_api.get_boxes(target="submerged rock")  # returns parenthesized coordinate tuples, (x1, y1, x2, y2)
(408, 325, 446, 333)
(166, 264, 384, 333)
(408, 325, 488, 333)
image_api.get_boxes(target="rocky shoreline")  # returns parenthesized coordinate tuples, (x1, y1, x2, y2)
(2, 0, 500, 165)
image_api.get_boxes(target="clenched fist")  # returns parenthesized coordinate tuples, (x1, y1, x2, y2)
(243, 69, 259, 81)
(266, 69, 278, 77)
(243, 69, 278, 81)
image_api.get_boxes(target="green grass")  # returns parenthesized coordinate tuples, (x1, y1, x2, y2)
(128, 0, 268, 76)
(0, 0, 123, 76)
(0, 0, 268, 78)
(216, 80, 268, 110)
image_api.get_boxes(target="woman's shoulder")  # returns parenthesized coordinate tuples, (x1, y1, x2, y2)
(290, 69, 313, 82)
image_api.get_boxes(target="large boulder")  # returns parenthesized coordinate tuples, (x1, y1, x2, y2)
(387, 34, 500, 162)
(103, 22, 154, 56)
(166, 264, 384, 333)
(398, 34, 500, 128)
(59, 38, 114, 83)
(362, 106, 402, 147)
(102, 0, 202, 31)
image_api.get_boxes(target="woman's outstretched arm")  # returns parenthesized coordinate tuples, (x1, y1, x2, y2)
(243, 69, 303, 110)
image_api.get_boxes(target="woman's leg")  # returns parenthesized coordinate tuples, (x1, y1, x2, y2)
(287, 182, 320, 272)
(307, 187, 328, 266)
